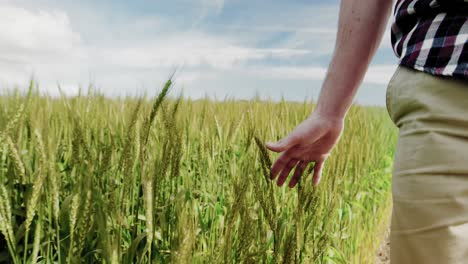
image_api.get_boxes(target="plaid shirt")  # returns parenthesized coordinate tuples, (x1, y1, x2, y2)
(391, 0, 468, 80)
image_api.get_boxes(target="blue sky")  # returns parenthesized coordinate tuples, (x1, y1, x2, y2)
(0, 0, 398, 105)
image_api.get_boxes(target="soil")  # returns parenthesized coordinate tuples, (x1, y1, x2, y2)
(375, 228, 390, 264)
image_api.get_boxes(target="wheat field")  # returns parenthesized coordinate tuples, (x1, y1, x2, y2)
(0, 80, 397, 263)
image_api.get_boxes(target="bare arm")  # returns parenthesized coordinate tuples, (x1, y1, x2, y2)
(316, 0, 393, 119)
(266, 0, 393, 188)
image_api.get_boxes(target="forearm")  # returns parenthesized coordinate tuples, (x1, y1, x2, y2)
(314, 0, 393, 119)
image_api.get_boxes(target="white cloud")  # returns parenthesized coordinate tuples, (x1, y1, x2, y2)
(0, 5, 311, 90)
(248, 66, 327, 80)
(88, 35, 313, 70)
(0, 2, 395, 106)
(0, 6, 84, 63)
(243, 64, 396, 86)
(0, 5, 321, 80)
(379, 19, 394, 50)
(0, 5, 88, 91)
(171, 64, 391, 106)
(363, 65, 398, 85)
(203, 0, 225, 14)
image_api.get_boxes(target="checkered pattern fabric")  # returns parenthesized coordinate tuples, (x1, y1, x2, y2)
(391, 0, 467, 80)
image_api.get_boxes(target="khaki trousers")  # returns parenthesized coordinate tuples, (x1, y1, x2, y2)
(386, 66, 468, 264)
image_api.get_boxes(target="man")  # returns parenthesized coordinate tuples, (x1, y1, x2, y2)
(266, 0, 467, 263)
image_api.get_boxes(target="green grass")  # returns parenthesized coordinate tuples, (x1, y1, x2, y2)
(0, 80, 397, 263)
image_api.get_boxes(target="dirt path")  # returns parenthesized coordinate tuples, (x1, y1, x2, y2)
(375, 228, 390, 264)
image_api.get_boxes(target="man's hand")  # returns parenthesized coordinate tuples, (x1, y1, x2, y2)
(266, 113, 344, 188)
(263, 0, 392, 188)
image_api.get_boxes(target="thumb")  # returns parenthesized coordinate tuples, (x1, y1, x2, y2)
(266, 135, 298, 153)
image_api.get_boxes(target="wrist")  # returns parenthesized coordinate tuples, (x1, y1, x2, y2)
(307, 111, 345, 133)
(312, 104, 347, 121)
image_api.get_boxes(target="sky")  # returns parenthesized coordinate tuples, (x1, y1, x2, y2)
(0, 0, 399, 105)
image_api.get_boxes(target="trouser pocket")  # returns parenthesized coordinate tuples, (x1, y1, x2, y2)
(385, 66, 401, 124)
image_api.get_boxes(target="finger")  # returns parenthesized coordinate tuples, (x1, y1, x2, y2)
(270, 146, 299, 180)
(270, 152, 291, 180)
(312, 160, 325, 186)
(289, 161, 309, 188)
(266, 134, 298, 153)
(277, 159, 299, 187)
